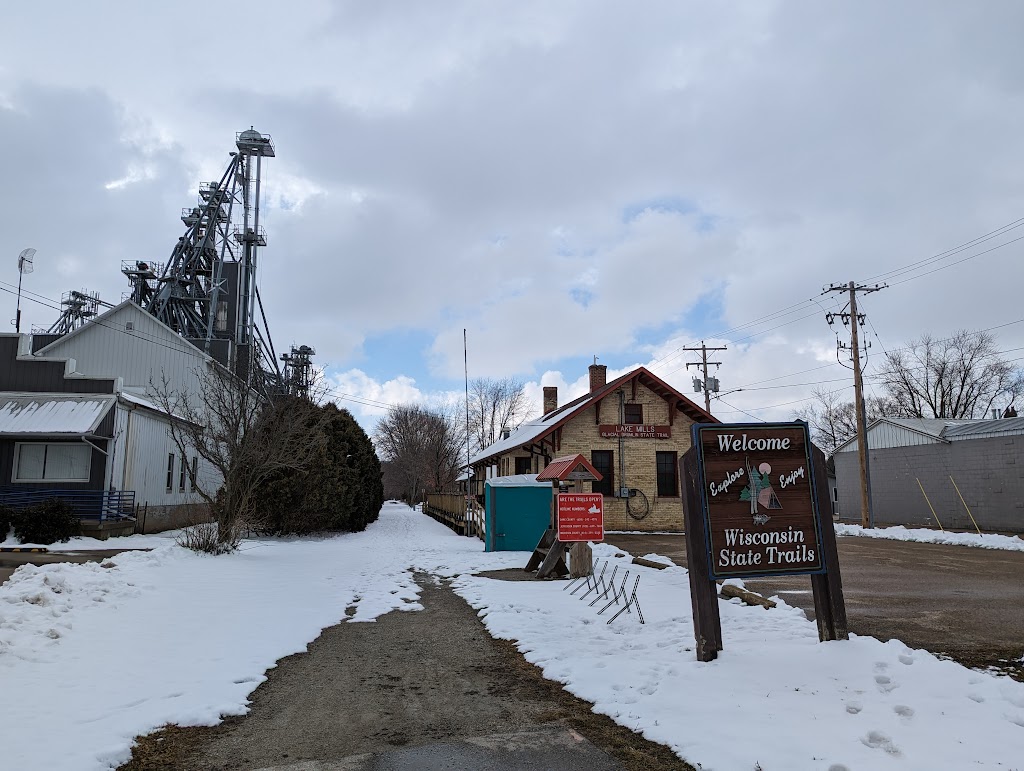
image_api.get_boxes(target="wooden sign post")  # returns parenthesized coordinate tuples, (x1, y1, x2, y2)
(681, 422, 848, 661)
(526, 454, 604, 579)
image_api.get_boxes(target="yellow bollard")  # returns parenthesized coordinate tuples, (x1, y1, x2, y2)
(949, 476, 982, 535)
(915, 477, 943, 532)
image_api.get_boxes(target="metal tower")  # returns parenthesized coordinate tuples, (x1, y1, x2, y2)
(47, 290, 112, 335)
(281, 344, 317, 400)
(121, 128, 283, 391)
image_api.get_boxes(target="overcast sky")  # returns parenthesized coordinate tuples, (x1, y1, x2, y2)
(2, 1, 1022, 430)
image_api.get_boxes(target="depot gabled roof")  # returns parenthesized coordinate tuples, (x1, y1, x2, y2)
(471, 366, 715, 466)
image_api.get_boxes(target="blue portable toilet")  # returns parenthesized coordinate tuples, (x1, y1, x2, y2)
(484, 474, 552, 552)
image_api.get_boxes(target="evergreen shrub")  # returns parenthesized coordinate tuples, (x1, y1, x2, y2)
(0, 504, 14, 541)
(12, 499, 81, 545)
(252, 400, 384, 536)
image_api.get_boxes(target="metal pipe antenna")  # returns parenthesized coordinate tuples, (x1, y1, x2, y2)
(13, 248, 36, 333)
(682, 341, 727, 413)
(822, 281, 886, 528)
(464, 329, 472, 526)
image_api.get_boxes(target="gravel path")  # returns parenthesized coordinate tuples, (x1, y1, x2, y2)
(121, 574, 692, 771)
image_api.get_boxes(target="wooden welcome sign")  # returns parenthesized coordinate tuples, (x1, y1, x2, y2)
(681, 422, 848, 661)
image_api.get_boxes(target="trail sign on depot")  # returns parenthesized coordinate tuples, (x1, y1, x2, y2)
(556, 493, 604, 542)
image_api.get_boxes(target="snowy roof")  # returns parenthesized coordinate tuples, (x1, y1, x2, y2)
(470, 414, 560, 465)
(470, 366, 713, 465)
(884, 418, 961, 437)
(0, 394, 115, 435)
(942, 417, 1024, 441)
(484, 474, 548, 487)
(835, 416, 1024, 452)
(119, 390, 167, 414)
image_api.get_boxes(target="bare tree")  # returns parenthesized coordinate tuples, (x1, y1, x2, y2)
(374, 403, 464, 503)
(468, 377, 532, 453)
(794, 388, 894, 456)
(154, 362, 328, 552)
(878, 330, 1024, 419)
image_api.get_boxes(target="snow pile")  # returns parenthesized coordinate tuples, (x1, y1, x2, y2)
(0, 503, 521, 771)
(1, 529, 182, 551)
(455, 544, 1024, 770)
(0, 560, 142, 664)
(836, 523, 1024, 552)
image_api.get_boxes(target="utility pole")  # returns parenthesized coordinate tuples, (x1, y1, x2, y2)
(823, 281, 886, 528)
(683, 341, 727, 413)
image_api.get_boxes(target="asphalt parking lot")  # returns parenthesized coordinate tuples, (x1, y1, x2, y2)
(606, 532, 1024, 677)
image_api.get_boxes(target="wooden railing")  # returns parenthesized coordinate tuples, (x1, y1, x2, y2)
(424, 493, 485, 541)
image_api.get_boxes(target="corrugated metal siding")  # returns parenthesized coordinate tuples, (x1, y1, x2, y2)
(124, 408, 174, 505)
(121, 406, 219, 508)
(36, 305, 209, 396)
(836, 422, 945, 452)
(0, 336, 116, 394)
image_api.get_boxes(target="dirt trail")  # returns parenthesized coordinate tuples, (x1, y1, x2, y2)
(122, 574, 692, 771)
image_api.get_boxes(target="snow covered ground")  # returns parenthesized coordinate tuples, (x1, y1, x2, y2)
(1, 503, 523, 770)
(458, 546, 1024, 769)
(2, 502, 1022, 770)
(836, 522, 1024, 552)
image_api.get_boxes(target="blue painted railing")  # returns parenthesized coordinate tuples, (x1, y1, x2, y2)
(0, 488, 136, 521)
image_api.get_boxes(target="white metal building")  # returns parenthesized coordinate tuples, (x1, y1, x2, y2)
(1, 302, 222, 536)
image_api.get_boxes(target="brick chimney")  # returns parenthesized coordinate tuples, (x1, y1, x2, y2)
(543, 386, 558, 415)
(589, 363, 607, 393)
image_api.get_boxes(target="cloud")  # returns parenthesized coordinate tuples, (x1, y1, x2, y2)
(0, 84, 190, 332)
(2, 1, 1022, 428)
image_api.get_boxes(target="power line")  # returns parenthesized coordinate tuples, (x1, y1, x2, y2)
(887, 235, 1024, 288)
(714, 398, 766, 422)
(861, 217, 1024, 285)
(654, 217, 1024, 374)
(716, 386, 857, 415)
(652, 300, 830, 373)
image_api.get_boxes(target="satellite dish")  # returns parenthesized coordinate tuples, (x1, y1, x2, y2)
(18, 248, 36, 274)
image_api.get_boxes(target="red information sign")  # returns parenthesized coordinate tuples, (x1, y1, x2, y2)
(556, 493, 604, 542)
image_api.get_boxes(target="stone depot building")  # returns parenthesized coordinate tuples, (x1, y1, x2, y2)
(469, 364, 715, 531)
